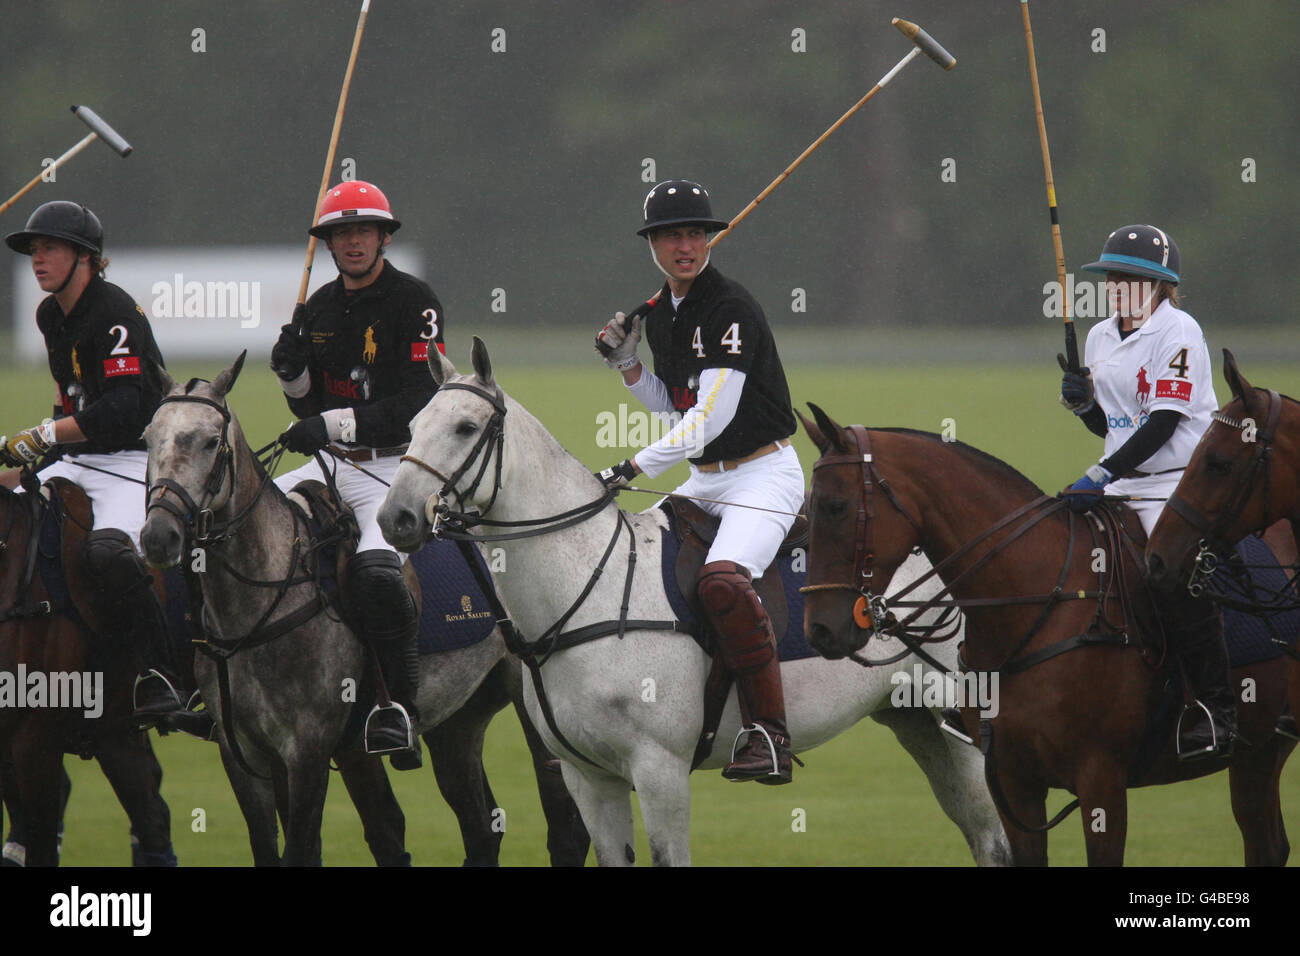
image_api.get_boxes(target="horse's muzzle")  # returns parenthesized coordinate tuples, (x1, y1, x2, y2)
(140, 515, 183, 570)
(377, 501, 426, 554)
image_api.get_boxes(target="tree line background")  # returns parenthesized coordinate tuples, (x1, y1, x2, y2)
(1, 0, 1295, 356)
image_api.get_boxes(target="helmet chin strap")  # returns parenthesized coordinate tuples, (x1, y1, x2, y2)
(53, 252, 84, 296)
(329, 243, 385, 282)
(647, 236, 710, 284)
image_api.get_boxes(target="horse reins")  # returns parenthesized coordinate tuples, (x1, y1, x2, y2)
(405, 379, 690, 770)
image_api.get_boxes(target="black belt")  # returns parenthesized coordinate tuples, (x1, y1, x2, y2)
(328, 444, 407, 463)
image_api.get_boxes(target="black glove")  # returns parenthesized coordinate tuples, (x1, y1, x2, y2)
(271, 306, 310, 381)
(595, 459, 638, 490)
(281, 416, 330, 455)
(1058, 353, 1094, 414)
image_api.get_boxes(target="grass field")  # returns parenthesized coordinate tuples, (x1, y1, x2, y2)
(3, 348, 1298, 866)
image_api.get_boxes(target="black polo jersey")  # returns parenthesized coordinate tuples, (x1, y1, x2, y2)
(36, 274, 166, 454)
(288, 259, 444, 448)
(642, 264, 795, 464)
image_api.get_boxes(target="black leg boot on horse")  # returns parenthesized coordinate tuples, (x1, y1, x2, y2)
(1163, 598, 1239, 761)
(348, 550, 422, 771)
(698, 561, 798, 784)
(82, 530, 186, 726)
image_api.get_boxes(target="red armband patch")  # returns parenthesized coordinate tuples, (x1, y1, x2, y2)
(103, 356, 141, 378)
(1155, 379, 1192, 401)
(411, 342, 428, 361)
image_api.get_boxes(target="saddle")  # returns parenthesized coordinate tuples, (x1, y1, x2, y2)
(666, 493, 809, 642)
(282, 479, 360, 620)
(661, 494, 810, 769)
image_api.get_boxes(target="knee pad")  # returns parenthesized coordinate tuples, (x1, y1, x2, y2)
(82, 530, 152, 605)
(347, 549, 417, 642)
(697, 561, 774, 673)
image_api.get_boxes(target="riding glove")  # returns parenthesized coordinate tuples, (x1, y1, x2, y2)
(595, 459, 638, 490)
(0, 420, 56, 468)
(281, 416, 330, 455)
(271, 307, 311, 381)
(1062, 463, 1112, 513)
(595, 312, 642, 372)
(1058, 353, 1095, 414)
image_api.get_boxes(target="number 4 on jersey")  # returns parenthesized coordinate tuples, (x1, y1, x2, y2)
(1168, 347, 1190, 379)
(692, 323, 743, 358)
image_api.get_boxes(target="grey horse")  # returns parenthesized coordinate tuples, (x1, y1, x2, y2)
(139, 354, 586, 865)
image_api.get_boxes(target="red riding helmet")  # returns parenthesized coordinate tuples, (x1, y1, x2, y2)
(308, 181, 401, 238)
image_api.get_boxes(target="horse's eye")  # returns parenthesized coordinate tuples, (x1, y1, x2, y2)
(1206, 456, 1233, 477)
(818, 497, 850, 520)
(205, 436, 220, 451)
(456, 421, 478, 437)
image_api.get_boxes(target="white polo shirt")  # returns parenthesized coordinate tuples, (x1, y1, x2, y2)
(1083, 299, 1217, 475)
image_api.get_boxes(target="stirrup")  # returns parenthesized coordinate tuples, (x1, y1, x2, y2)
(1175, 699, 1232, 761)
(364, 701, 416, 755)
(132, 669, 184, 722)
(724, 724, 802, 781)
(938, 707, 974, 746)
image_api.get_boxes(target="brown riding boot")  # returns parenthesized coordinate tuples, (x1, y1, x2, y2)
(697, 561, 795, 785)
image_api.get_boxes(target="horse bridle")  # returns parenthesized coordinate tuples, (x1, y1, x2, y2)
(399, 381, 507, 519)
(145, 393, 237, 543)
(1165, 389, 1281, 596)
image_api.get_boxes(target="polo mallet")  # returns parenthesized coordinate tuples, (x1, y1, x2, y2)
(1020, 0, 1079, 371)
(0, 105, 133, 219)
(598, 16, 956, 350)
(296, 0, 371, 308)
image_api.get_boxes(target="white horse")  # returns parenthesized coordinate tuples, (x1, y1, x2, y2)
(378, 338, 1011, 866)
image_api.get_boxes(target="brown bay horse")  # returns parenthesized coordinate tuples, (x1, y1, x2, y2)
(800, 403, 1295, 866)
(0, 473, 174, 867)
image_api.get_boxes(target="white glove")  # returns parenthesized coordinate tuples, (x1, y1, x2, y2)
(595, 312, 642, 372)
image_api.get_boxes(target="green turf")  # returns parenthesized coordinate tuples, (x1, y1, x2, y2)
(4, 356, 1298, 866)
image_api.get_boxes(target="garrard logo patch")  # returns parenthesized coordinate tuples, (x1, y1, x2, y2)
(102, 356, 141, 378)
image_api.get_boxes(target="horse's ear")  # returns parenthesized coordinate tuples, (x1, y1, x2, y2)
(797, 408, 829, 453)
(154, 360, 178, 395)
(211, 351, 247, 398)
(807, 402, 848, 453)
(470, 336, 495, 387)
(428, 343, 455, 386)
(1222, 348, 1252, 405)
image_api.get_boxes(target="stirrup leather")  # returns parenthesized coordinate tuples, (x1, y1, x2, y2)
(364, 700, 416, 755)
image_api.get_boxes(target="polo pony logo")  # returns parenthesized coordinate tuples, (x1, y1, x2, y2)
(1135, 367, 1151, 405)
(363, 326, 378, 364)
(71, 347, 81, 382)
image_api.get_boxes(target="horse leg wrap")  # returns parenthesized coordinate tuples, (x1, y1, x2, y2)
(697, 561, 793, 783)
(348, 550, 422, 768)
(81, 530, 183, 716)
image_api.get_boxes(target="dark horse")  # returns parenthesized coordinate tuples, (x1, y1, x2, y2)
(140, 355, 586, 866)
(800, 403, 1296, 866)
(0, 473, 175, 867)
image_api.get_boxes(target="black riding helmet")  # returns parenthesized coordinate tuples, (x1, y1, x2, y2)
(1081, 224, 1180, 284)
(637, 180, 729, 237)
(5, 201, 103, 256)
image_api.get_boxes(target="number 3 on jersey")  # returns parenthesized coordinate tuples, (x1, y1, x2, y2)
(692, 323, 742, 358)
(420, 308, 439, 341)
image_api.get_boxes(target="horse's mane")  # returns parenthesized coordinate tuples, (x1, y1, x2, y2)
(868, 427, 1047, 500)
